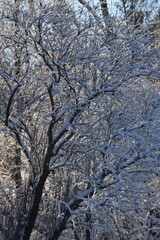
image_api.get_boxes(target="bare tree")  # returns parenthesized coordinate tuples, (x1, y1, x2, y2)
(0, 1, 160, 240)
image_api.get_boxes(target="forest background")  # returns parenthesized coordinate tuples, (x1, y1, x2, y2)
(0, 0, 160, 239)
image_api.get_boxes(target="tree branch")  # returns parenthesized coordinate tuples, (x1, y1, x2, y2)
(77, 0, 105, 31)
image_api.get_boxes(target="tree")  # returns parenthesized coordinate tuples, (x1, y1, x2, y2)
(0, 0, 160, 239)
(115, 0, 159, 26)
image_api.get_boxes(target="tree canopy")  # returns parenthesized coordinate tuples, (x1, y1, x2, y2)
(0, 0, 160, 239)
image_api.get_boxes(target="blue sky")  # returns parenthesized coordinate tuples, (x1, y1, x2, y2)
(90, 0, 159, 13)
(73, 0, 160, 18)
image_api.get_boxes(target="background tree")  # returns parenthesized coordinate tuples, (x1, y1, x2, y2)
(115, 0, 159, 25)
